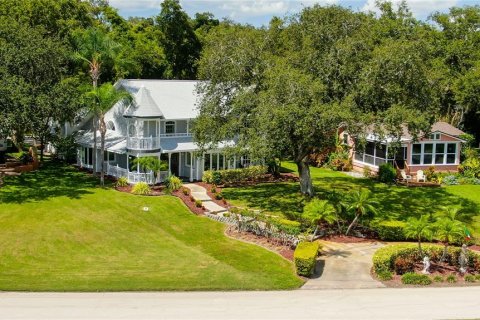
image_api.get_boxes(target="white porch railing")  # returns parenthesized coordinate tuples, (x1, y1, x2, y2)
(159, 133, 192, 138)
(127, 136, 160, 150)
(107, 163, 169, 185)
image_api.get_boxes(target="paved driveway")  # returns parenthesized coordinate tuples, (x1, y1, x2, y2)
(302, 240, 385, 289)
(1, 288, 480, 319)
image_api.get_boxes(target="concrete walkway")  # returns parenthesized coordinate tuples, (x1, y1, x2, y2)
(183, 184, 227, 214)
(302, 240, 386, 290)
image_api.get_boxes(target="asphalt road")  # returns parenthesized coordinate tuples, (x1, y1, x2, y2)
(1, 287, 480, 320)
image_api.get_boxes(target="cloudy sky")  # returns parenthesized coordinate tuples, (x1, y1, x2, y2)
(109, 0, 479, 26)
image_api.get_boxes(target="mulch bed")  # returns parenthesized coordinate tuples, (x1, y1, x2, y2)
(225, 228, 294, 261)
(195, 182, 230, 209)
(172, 189, 207, 215)
(115, 184, 165, 196)
(469, 245, 480, 252)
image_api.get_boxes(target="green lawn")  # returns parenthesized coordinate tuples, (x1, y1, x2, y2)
(0, 163, 302, 291)
(223, 161, 480, 240)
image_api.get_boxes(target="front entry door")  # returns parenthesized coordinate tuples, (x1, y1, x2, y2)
(170, 153, 179, 176)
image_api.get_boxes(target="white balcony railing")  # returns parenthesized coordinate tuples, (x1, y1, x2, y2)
(107, 163, 168, 185)
(159, 132, 192, 138)
(127, 136, 160, 150)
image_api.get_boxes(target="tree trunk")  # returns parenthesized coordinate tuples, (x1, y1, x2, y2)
(345, 213, 360, 236)
(440, 243, 448, 262)
(311, 225, 318, 242)
(100, 115, 106, 187)
(418, 238, 424, 257)
(92, 116, 97, 177)
(296, 159, 314, 197)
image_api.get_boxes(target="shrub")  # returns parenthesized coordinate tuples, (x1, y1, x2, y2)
(446, 274, 457, 283)
(131, 182, 151, 195)
(195, 199, 202, 208)
(373, 220, 406, 241)
(378, 163, 397, 183)
(326, 149, 351, 171)
(425, 166, 438, 182)
(294, 241, 320, 276)
(189, 195, 195, 202)
(116, 177, 129, 187)
(394, 256, 415, 275)
(363, 166, 372, 178)
(442, 175, 459, 185)
(433, 275, 444, 282)
(202, 170, 213, 184)
(475, 275, 480, 281)
(401, 273, 432, 285)
(214, 192, 223, 200)
(182, 187, 189, 195)
(273, 219, 302, 235)
(165, 175, 182, 192)
(210, 186, 217, 193)
(464, 275, 476, 283)
(376, 270, 393, 281)
(211, 171, 222, 185)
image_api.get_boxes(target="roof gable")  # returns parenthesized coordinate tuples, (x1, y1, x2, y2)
(123, 86, 164, 119)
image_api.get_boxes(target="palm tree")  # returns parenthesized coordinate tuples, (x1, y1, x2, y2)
(435, 218, 464, 262)
(303, 199, 337, 240)
(345, 189, 378, 236)
(87, 83, 132, 186)
(437, 206, 463, 222)
(132, 157, 168, 184)
(73, 27, 120, 176)
(404, 215, 433, 257)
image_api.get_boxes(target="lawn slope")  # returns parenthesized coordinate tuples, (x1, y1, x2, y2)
(0, 163, 302, 291)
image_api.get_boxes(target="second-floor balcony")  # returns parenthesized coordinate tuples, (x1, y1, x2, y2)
(159, 132, 192, 138)
(127, 136, 160, 151)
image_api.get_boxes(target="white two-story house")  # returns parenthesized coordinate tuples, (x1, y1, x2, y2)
(75, 80, 247, 184)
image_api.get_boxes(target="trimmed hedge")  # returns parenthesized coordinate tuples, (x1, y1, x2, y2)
(378, 163, 397, 183)
(401, 272, 432, 285)
(373, 243, 480, 275)
(294, 241, 321, 277)
(202, 166, 268, 185)
(373, 220, 406, 241)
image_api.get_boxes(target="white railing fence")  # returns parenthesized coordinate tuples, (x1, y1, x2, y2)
(106, 163, 166, 185)
(159, 132, 192, 138)
(126, 136, 160, 150)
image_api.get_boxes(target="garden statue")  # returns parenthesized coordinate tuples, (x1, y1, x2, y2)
(459, 244, 469, 274)
(422, 256, 431, 274)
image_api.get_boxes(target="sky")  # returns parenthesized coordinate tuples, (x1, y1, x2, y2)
(109, 0, 480, 26)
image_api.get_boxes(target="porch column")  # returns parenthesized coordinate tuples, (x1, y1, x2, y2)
(233, 156, 236, 169)
(179, 152, 182, 177)
(190, 152, 194, 182)
(137, 153, 140, 173)
(168, 153, 172, 174)
(196, 156, 200, 180)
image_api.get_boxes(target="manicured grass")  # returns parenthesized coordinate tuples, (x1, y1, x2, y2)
(223, 161, 480, 240)
(0, 163, 303, 291)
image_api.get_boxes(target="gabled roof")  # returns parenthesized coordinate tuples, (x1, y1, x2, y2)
(119, 79, 202, 120)
(431, 121, 465, 137)
(123, 86, 164, 119)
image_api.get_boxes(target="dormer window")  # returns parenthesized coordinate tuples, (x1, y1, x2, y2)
(165, 121, 175, 135)
(429, 133, 440, 140)
(106, 121, 115, 131)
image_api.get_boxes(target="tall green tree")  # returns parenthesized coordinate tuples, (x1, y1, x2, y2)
(73, 27, 121, 176)
(156, 0, 201, 79)
(86, 83, 132, 186)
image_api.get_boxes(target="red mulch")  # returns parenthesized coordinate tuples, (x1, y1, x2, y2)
(115, 184, 165, 196)
(195, 182, 230, 209)
(172, 189, 207, 215)
(469, 245, 480, 252)
(225, 228, 294, 261)
(323, 235, 378, 243)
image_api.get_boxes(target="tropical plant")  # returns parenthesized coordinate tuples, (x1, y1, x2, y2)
(115, 176, 129, 187)
(302, 199, 337, 240)
(132, 156, 167, 182)
(404, 215, 433, 257)
(131, 182, 151, 195)
(73, 27, 121, 177)
(86, 83, 133, 186)
(435, 218, 464, 262)
(345, 189, 378, 235)
(165, 174, 182, 192)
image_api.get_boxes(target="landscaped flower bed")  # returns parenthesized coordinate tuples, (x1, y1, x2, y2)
(373, 243, 480, 287)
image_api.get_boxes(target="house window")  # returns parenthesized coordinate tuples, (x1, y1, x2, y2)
(204, 153, 211, 171)
(104, 152, 115, 162)
(106, 121, 115, 131)
(128, 124, 136, 137)
(423, 143, 433, 165)
(446, 143, 457, 164)
(165, 121, 175, 135)
(429, 133, 441, 140)
(343, 133, 348, 145)
(412, 144, 422, 165)
(186, 152, 192, 166)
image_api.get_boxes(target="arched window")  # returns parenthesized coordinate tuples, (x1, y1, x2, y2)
(128, 124, 136, 137)
(106, 121, 115, 131)
(165, 121, 175, 135)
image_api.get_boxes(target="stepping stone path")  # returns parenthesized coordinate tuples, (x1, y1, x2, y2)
(183, 184, 228, 214)
(302, 240, 386, 290)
